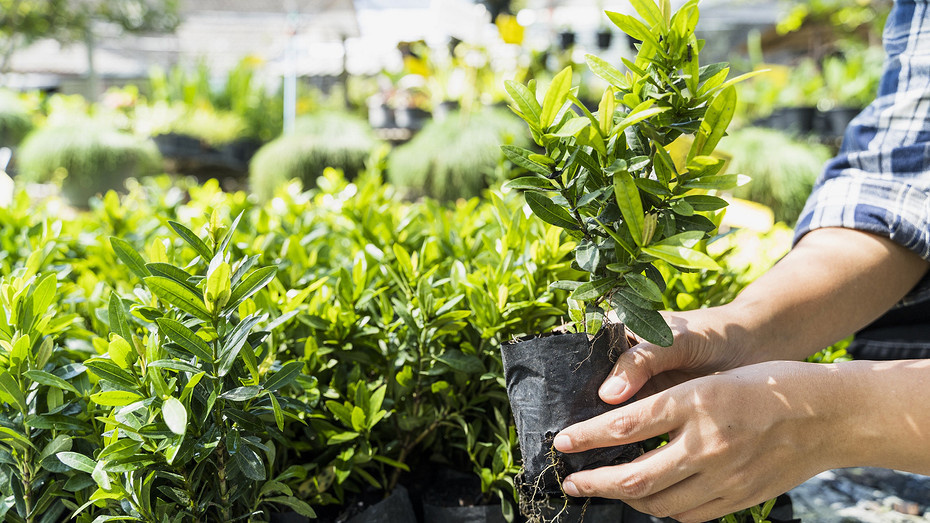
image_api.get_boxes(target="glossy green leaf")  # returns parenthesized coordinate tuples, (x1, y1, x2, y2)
(24, 370, 78, 394)
(570, 277, 618, 301)
(91, 391, 143, 407)
(501, 146, 551, 176)
(263, 360, 305, 392)
(109, 237, 151, 280)
(219, 386, 262, 401)
(162, 397, 187, 436)
(226, 266, 277, 311)
(57, 452, 96, 474)
(524, 192, 580, 230)
(504, 80, 541, 126)
(84, 359, 138, 389)
(642, 244, 721, 270)
(144, 277, 212, 321)
(156, 318, 214, 363)
(623, 273, 664, 303)
(108, 293, 133, 346)
(550, 116, 590, 137)
(683, 194, 729, 211)
(614, 171, 645, 246)
(688, 86, 737, 161)
(502, 176, 556, 191)
(611, 294, 673, 347)
(0, 371, 26, 413)
(168, 221, 213, 261)
(541, 66, 572, 128)
(585, 54, 627, 88)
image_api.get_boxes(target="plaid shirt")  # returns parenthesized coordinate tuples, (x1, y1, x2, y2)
(794, 0, 930, 305)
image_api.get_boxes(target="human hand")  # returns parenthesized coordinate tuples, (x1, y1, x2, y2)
(555, 361, 846, 522)
(601, 307, 758, 405)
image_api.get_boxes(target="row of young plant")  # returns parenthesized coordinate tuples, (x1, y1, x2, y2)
(0, 165, 820, 522)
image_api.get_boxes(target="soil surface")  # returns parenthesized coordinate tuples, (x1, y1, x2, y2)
(789, 468, 930, 522)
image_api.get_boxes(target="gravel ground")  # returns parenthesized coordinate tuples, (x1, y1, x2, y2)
(789, 468, 930, 522)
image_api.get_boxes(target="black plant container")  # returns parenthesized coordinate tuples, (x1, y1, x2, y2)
(597, 29, 613, 50)
(762, 107, 817, 135)
(501, 323, 641, 497)
(345, 485, 417, 523)
(559, 31, 576, 50)
(394, 107, 431, 131)
(823, 107, 861, 138)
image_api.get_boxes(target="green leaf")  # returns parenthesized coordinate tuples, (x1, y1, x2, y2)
(91, 391, 143, 407)
(269, 393, 284, 431)
(57, 452, 95, 474)
(109, 237, 151, 280)
(24, 370, 79, 394)
(642, 244, 721, 271)
(218, 210, 244, 255)
(629, 0, 664, 27)
(108, 293, 133, 347)
(266, 496, 316, 518)
(437, 350, 484, 375)
(688, 86, 737, 161)
(575, 240, 600, 273)
(97, 439, 143, 462)
(570, 277, 618, 301)
(217, 316, 261, 377)
(524, 192, 580, 230)
(504, 80, 541, 126)
(226, 266, 277, 311)
(610, 295, 673, 347)
(0, 426, 36, 451)
(623, 273, 664, 303)
(0, 371, 26, 413)
(108, 335, 135, 370)
(156, 318, 214, 363)
(85, 359, 138, 389)
(586, 54, 627, 88)
(219, 386, 263, 401)
(606, 11, 660, 49)
(550, 116, 590, 138)
(614, 171, 645, 246)
(263, 360, 305, 392)
(32, 273, 57, 317)
(681, 174, 747, 191)
(501, 146, 551, 176)
(168, 221, 212, 261)
(502, 176, 556, 191)
(683, 194, 728, 211)
(541, 66, 572, 128)
(236, 444, 266, 481)
(144, 277, 212, 321)
(162, 397, 187, 436)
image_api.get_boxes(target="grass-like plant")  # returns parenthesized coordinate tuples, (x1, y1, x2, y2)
(722, 127, 831, 224)
(0, 91, 33, 148)
(17, 122, 162, 205)
(387, 109, 528, 201)
(249, 112, 380, 200)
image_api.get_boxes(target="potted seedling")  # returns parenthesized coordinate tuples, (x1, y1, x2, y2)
(500, 0, 753, 513)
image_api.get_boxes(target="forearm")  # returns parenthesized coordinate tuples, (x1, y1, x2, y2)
(720, 227, 929, 362)
(811, 359, 930, 474)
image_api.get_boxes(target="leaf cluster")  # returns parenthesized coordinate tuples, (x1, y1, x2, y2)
(503, 0, 754, 345)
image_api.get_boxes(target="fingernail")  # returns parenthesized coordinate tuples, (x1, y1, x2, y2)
(563, 478, 580, 497)
(599, 376, 627, 398)
(553, 434, 572, 451)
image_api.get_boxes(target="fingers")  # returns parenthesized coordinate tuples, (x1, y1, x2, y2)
(599, 340, 687, 404)
(561, 439, 693, 502)
(554, 390, 679, 453)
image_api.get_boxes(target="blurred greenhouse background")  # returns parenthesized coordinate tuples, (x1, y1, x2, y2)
(0, 0, 888, 219)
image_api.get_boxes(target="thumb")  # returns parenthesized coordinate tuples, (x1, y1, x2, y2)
(599, 340, 685, 404)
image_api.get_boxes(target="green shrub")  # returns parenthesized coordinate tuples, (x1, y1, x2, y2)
(722, 127, 831, 223)
(249, 112, 380, 200)
(387, 109, 528, 201)
(0, 90, 33, 147)
(17, 121, 162, 205)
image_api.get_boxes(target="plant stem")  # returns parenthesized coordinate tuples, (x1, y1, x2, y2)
(387, 417, 444, 492)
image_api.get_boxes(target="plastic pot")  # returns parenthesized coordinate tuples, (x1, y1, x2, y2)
(368, 103, 396, 129)
(501, 323, 641, 497)
(823, 107, 861, 138)
(597, 29, 613, 50)
(762, 107, 817, 135)
(559, 31, 576, 50)
(394, 108, 431, 131)
(345, 485, 417, 523)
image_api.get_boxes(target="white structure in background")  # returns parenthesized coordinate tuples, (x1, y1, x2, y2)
(0, 148, 13, 208)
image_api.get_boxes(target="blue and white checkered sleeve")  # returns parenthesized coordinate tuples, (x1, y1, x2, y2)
(794, 0, 930, 304)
